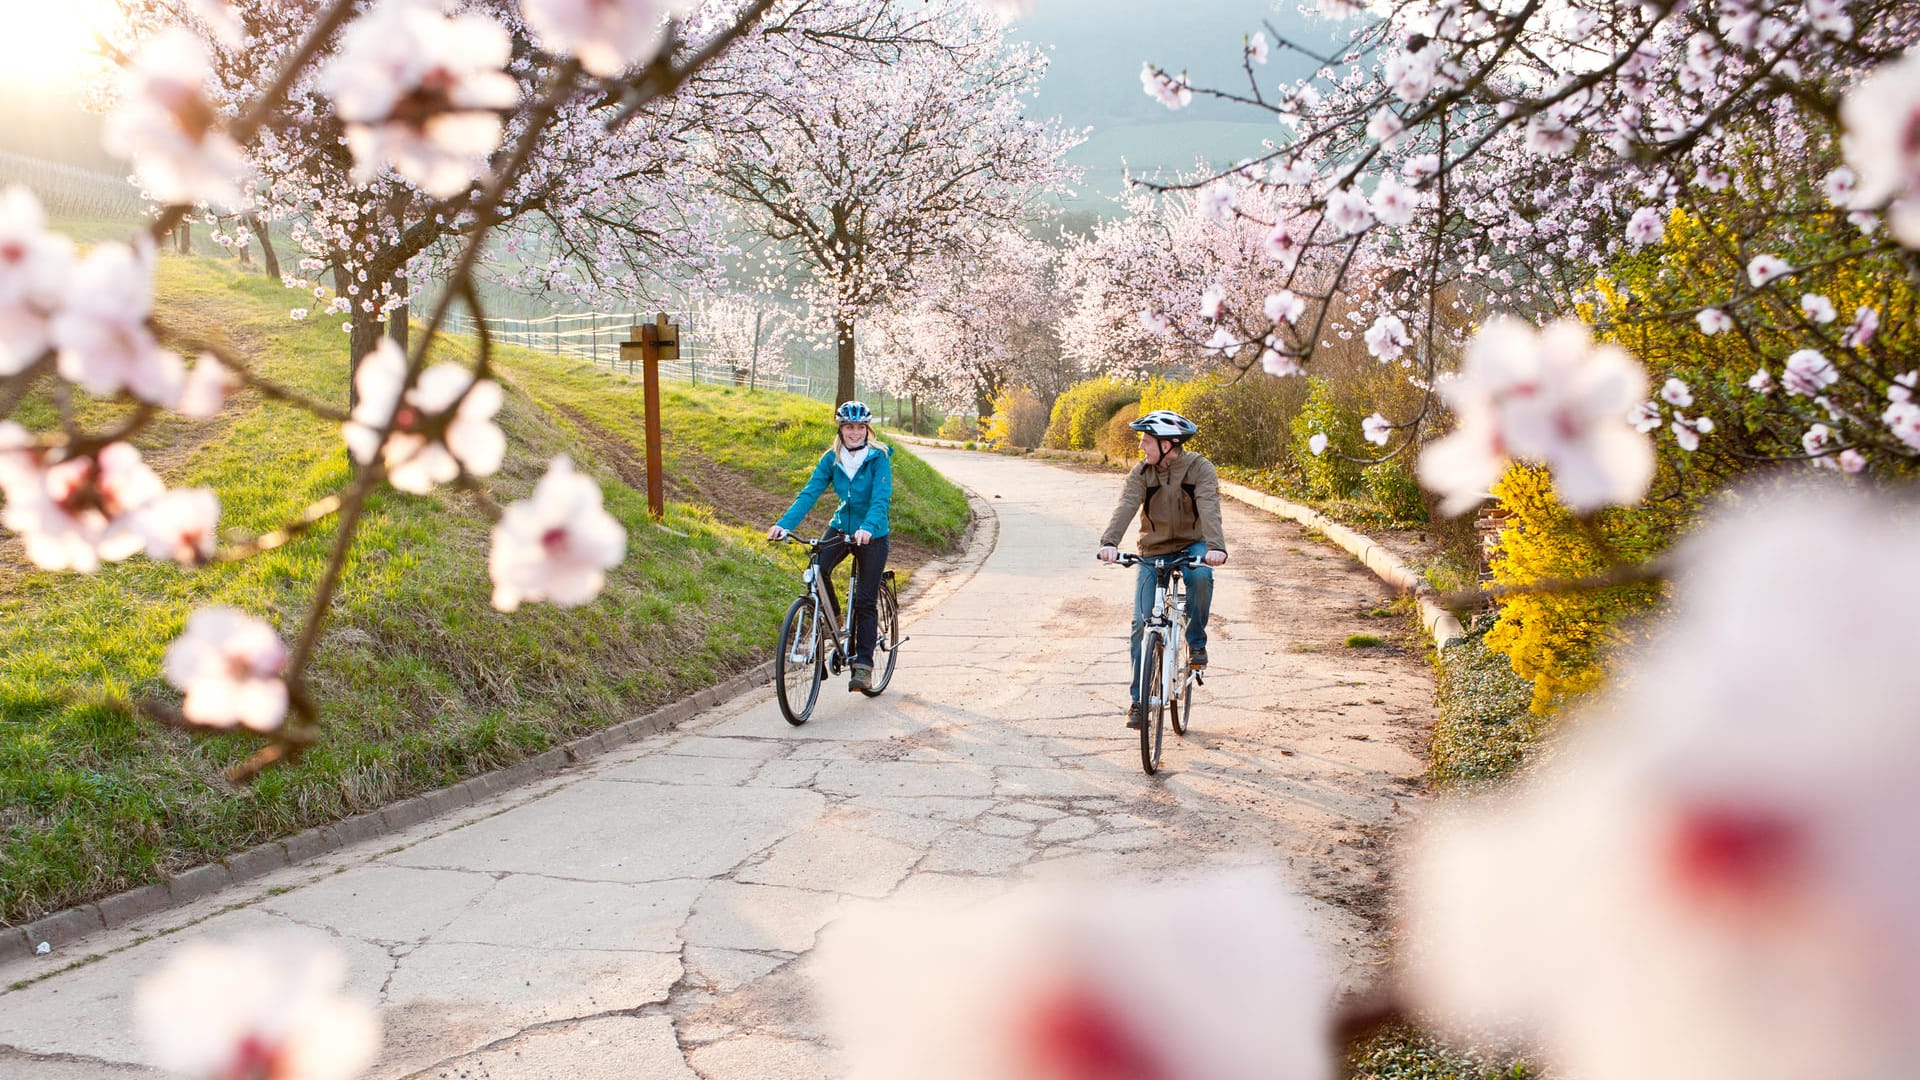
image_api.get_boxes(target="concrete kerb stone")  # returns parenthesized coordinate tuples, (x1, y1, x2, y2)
(1218, 482, 1468, 648)
(11, 657, 785, 950)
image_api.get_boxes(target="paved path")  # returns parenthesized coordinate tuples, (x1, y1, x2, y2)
(0, 449, 1433, 1079)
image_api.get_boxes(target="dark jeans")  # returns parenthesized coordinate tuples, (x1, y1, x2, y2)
(818, 529, 889, 667)
(1130, 541, 1213, 701)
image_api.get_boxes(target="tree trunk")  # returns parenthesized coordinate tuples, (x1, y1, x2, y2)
(386, 271, 408, 354)
(835, 316, 856, 405)
(244, 214, 280, 279)
(748, 310, 764, 392)
(335, 266, 382, 410)
(911, 395, 921, 436)
(174, 221, 192, 254)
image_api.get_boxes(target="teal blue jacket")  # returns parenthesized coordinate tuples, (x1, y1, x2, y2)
(777, 444, 893, 538)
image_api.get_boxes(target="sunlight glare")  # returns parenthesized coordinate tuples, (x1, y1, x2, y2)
(0, 0, 118, 97)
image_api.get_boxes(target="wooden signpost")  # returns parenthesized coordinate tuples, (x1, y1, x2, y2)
(618, 314, 679, 520)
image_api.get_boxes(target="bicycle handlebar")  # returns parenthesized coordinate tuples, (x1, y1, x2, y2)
(1108, 552, 1207, 569)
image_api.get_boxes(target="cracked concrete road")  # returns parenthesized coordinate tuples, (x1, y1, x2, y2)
(0, 448, 1433, 1079)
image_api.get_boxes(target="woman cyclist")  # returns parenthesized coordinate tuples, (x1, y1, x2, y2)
(766, 401, 893, 692)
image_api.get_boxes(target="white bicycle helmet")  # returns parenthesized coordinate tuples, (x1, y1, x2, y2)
(1129, 409, 1198, 442)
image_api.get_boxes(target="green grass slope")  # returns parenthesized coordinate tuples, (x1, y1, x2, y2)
(0, 253, 967, 925)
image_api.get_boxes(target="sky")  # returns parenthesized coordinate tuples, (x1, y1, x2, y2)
(1004, 0, 1347, 204)
(0, 0, 1350, 195)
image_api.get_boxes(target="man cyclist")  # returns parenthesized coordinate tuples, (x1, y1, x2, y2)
(767, 401, 893, 693)
(1096, 410, 1228, 729)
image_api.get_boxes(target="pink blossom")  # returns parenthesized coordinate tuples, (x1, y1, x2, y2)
(1261, 349, 1303, 377)
(343, 340, 505, 494)
(1525, 115, 1576, 157)
(0, 441, 165, 573)
(1695, 308, 1732, 335)
(1783, 349, 1839, 397)
(1843, 306, 1879, 347)
(1404, 491, 1920, 1080)
(50, 242, 184, 407)
(489, 455, 626, 611)
(1841, 52, 1920, 246)
(1362, 412, 1391, 445)
(1264, 291, 1305, 325)
(816, 870, 1335, 1080)
(1202, 326, 1239, 356)
(1746, 255, 1791, 287)
(1367, 108, 1406, 146)
(1384, 49, 1436, 103)
(1801, 422, 1835, 458)
(1800, 294, 1836, 324)
(1626, 207, 1665, 248)
(1837, 448, 1867, 472)
(1403, 153, 1440, 181)
(1661, 378, 1693, 407)
(1196, 184, 1235, 225)
(1198, 283, 1226, 320)
(103, 29, 252, 209)
(1419, 318, 1654, 516)
(1372, 176, 1419, 226)
(176, 354, 237, 418)
(523, 0, 694, 77)
(1141, 65, 1193, 110)
(1246, 31, 1269, 64)
(1882, 400, 1920, 451)
(162, 607, 289, 730)
(0, 186, 73, 375)
(1671, 418, 1700, 452)
(1364, 313, 1411, 361)
(1325, 187, 1374, 235)
(1748, 369, 1774, 393)
(1695, 164, 1731, 192)
(138, 488, 221, 566)
(1807, 0, 1855, 37)
(135, 933, 379, 1080)
(1138, 308, 1173, 337)
(1260, 220, 1303, 267)
(1629, 400, 1662, 434)
(1824, 167, 1857, 207)
(319, 1, 521, 197)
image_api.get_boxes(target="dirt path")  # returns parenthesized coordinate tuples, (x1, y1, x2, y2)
(0, 449, 1433, 1079)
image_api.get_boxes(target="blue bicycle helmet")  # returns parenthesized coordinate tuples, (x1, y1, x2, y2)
(836, 401, 874, 424)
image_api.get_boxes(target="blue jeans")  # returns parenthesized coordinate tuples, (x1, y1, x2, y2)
(1129, 541, 1213, 701)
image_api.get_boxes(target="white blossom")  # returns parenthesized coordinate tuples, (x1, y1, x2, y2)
(1141, 64, 1193, 110)
(1367, 108, 1406, 146)
(50, 241, 183, 407)
(1384, 49, 1437, 102)
(1629, 400, 1663, 434)
(1800, 294, 1837, 324)
(1748, 368, 1774, 394)
(1264, 291, 1305, 325)
(342, 340, 505, 494)
(103, 29, 252, 209)
(1325, 187, 1375, 235)
(1841, 52, 1920, 246)
(1261, 349, 1303, 377)
(1372, 176, 1419, 226)
(1364, 313, 1411, 361)
(1783, 349, 1839, 397)
(319, 0, 521, 197)
(1138, 308, 1173, 338)
(1695, 308, 1732, 335)
(136, 933, 379, 1080)
(1308, 431, 1329, 455)
(1746, 254, 1791, 287)
(1362, 412, 1391, 445)
(138, 487, 221, 566)
(1807, 0, 1855, 37)
(1261, 221, 1303, 267)
(0, 441, 164, 573)
(1626, 207, 1665, 248)
(0, 187, 73, 375)
(1824, 166, 1857, 207)
(1246, 31, 1270, 64)
(1525, 115, 1576, 157)
(1882, 400, 1920, 450)
(162, 607, 289, 730)
(1661, 378, 1694, 407)
(1843, 306, 1879, 348)
(1418, 318, 1654, 516)
(816, 871, 1334, 1080)
(1198, 283, 1227, 320)
(1196, 184, 1235, 225)
(489, 455, 626, 612)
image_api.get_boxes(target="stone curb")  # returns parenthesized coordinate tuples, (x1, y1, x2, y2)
(893, 434, 1466, 649)
(3, 660, 776, 964)
(1219, 482, 1467, 648)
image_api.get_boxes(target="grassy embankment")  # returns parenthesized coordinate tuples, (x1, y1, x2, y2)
(0, 249, 967, 926)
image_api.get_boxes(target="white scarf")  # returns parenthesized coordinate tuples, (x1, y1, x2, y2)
(837, 443, 869, 479)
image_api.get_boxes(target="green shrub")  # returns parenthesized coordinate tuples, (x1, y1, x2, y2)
(1288, 377, 1364, 499)
(937, 415, 975, 441)
(982, 386, 1049, 449)
(1044, 377, 1142, 450)
(1137, 371, 1304, 468)
(1098, 401, 1142, 461)
(1362, 457, 1429, 524)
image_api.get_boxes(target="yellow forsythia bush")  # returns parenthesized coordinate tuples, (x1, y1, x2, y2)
(1044, 377, 1142, 450)
(981, 386, 1049, 449)
(1484, 465, 1664, 716)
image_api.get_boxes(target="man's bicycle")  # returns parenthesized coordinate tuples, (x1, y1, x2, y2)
(1115, 552, 1204, 775)
(772, 534, 903, 725)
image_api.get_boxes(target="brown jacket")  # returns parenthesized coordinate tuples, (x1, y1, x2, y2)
(1100, 451, 1228, 557)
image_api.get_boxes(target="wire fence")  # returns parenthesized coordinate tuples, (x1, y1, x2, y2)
(445, 309, 822, 398)
(0, 151, 144, 221)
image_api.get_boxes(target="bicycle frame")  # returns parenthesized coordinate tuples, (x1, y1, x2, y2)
(790, 535, 863, 670)
(1135, 557, 1198, 710)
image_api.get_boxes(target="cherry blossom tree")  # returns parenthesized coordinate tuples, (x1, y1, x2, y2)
(697, 0, 1080, 404)
(688, 292, 795, 386)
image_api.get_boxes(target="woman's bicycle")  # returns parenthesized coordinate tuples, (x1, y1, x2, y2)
(772, 534, 903, 725)
(1116, 551, 1205, 775)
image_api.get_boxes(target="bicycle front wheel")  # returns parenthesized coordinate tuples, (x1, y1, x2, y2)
(1139, 635, 1166, 775)
(776, 596, 824, 726)
(861, 580, 901, 697)
(1170, 665, 1194, 736)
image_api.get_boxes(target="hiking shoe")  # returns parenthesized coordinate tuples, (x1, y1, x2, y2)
(1125, 703, 1146, 730)
(849, 664, 873, 692)
(1189, 647, 1208, 669)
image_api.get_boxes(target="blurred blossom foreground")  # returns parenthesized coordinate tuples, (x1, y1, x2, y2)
(1406, 486, 1920, 1080)
(815, 869, 1336, 1080)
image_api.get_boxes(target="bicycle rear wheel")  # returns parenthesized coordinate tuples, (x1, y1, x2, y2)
(1139, 635, 1166, 775)
(861, 580, 901, 697)
(776, 596, 824, 726)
